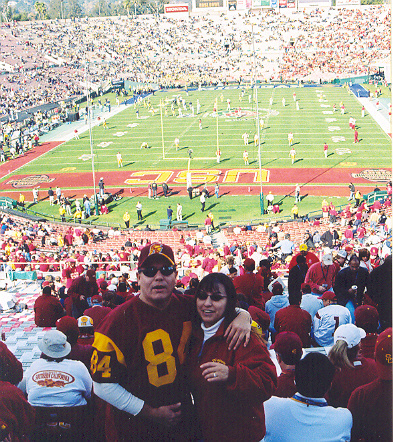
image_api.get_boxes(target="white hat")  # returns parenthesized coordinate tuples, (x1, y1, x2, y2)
(334, 324, 366, 349)
(337, 250, 347, 259)
(38, 330, 71, 358)
(77, 315, 94, 327)
(322, 254, 333, 266)
(107, 284, 117, 291)
(111, 277, 119, 286)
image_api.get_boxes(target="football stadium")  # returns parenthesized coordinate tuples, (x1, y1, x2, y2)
(0, 3, 391, 441)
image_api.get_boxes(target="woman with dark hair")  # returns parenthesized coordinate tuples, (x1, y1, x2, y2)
(187, 273, 277, 442)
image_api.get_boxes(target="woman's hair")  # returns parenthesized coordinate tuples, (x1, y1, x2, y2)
(328, 340, 359, 369)
(194, 273, 238, 329)
(358, 248, 370, 261)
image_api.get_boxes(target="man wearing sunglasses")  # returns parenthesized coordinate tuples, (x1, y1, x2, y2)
(91, 243, 251, 441)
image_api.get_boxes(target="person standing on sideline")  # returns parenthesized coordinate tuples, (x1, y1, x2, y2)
(123, 211, 130, 228)
(289, 148, 296, 164)
(215, 183, 219, 198)
(200, 193, 206, 212)
(323, 142, 328, 158)
(136, 201, 143, 221)
(199, 119, 202, 130)
(354, 129, 359, 143)
(152, 181, 158, 199)
(361, 106, 365, 118)
(176, 203, 182, 221)
(32, 186, 39, 204)
(243, 150, 249, 165)
(98, 178, 105, 198)
(48, 187, 54, 206)
(117, 152, 123, 167)
(148, 183, 152, 199)
(282, 97, 286, 107)
(348, 182, 355, 201)
(295, 183, 301, 202)
(167, 206, 173, 224)
(174, 137, 180, 151)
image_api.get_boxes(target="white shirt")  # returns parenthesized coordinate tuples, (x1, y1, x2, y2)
(22, 358, 92, 407)
(313, 304, 352, 347)
(263, 394, 352, 442)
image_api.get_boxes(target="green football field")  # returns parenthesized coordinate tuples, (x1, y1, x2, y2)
(16, 85, 391, 175)
(4, 85, 391, 227)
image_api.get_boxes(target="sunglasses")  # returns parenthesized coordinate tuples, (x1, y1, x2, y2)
(138, 265, 176, 277)
(196, 292, 227, 302)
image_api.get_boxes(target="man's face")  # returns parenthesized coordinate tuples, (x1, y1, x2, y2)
(348, 259, 360, 272)
(137, 255, 177, 310)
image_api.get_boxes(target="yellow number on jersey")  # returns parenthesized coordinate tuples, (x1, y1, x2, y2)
(91, 350, 111, 378)
(142, 329, 176, 388)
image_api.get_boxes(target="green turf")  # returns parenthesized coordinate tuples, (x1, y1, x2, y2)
(12, 84, 391, 176)
(26, 193, 349, 228)
(4, 85, 391, 227)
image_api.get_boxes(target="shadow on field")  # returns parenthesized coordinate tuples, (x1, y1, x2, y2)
(124, 162, 135, 167)
(143, 211, 157, 220)
(206, 203, 218, 211)
(183, 212, 195, 220)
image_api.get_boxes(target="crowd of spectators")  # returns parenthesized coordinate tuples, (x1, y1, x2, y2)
(0, 179, 391, 439)
(0, 4, 390, 119)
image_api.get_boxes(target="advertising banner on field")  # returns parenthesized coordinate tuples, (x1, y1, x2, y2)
(271, 0, 278, 8)
(279, 0, 287, 7)
(287, 0, 296, 7)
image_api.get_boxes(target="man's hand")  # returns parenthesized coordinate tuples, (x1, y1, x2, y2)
(139, 402, 182, 428)
(224, 310, 251, 350)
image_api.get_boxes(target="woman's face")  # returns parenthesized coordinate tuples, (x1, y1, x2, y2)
(196, 283, 227, 328)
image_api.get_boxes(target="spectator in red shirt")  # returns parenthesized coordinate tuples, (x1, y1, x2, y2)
(288, 243, 319, 271)
(348, 328, 392, 442)
(271, 332, 303, 398)
(354, 305, 379, 359)
(274, 290, 312, 347)
(233, 258, 265, 310)
(34, 285, 65, 327)
(84, 295, 112, 328)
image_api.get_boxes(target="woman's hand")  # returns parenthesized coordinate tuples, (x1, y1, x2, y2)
(224, 309, 251, 350)
(200, 362, 229, 383)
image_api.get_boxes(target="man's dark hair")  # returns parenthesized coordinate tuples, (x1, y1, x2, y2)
(296, 255, 307, 265)
(229, 267, 237, 275)
(288, 290, 302, 306)
(42, 286, 52, 295)
(295, 353, 335, 397)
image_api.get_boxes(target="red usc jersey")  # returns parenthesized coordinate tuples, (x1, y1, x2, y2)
(91, 293, 194, 441)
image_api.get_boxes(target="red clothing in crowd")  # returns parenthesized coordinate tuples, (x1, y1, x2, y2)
(233, 272, 265, 310)
(288, 252, 319, 271)
(68, 343, 94, 370)
(34, 293, 64, 327)
(84, 305, 112, 329)
(304, 262, 337, 294)
(274, 305, 312, 348)
(0, 342, 23, 385)
(0, 381, 35, 441)
(348, 378, 392, 442)
(358, 334, 378, 359)
(327, 357, 378, 408)
(274, 370, 297, 398)
(187, 323, 277, 442)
